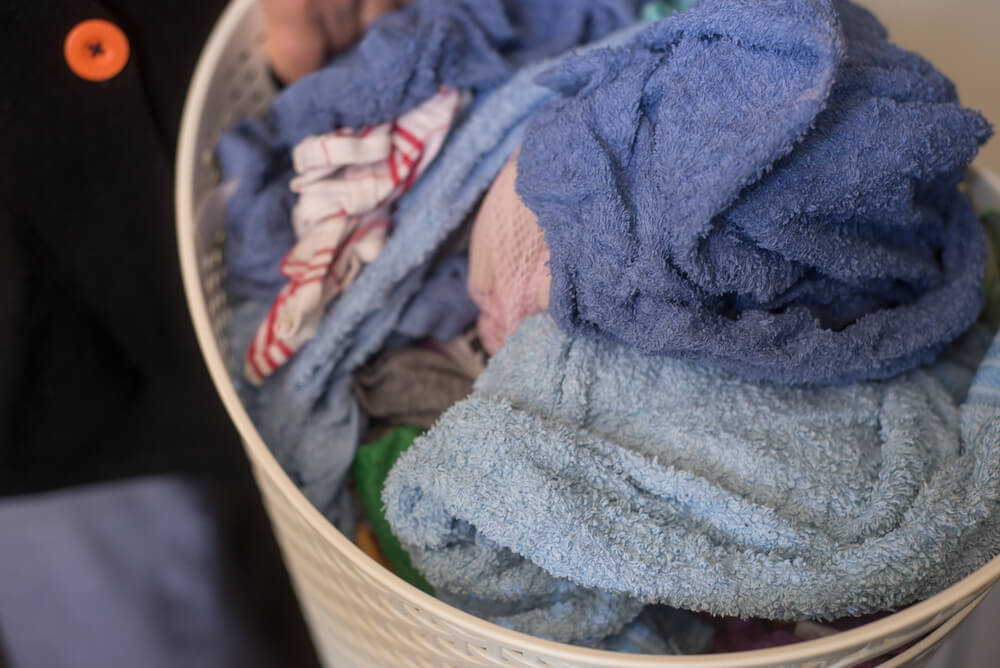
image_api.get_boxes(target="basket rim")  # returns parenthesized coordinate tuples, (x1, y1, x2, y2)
(175, 1, 1000, 664)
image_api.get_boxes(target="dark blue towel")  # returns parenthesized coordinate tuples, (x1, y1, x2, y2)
(517, 0, 993, 385)
(217, 0, 641, 302)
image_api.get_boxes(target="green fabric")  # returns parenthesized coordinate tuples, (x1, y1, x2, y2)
(982, 211, 1000, 330)
(640, 0, 695, 22)
(353, 426, 433, 594)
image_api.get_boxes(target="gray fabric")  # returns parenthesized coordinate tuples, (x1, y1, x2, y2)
(353, 345, 479, 429)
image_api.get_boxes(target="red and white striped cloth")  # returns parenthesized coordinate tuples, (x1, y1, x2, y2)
(244, 87, 468, 385)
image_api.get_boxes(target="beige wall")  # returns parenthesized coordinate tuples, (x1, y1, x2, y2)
(859, 0, 1000, 173)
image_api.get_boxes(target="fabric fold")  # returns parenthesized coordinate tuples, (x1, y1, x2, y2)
(218, 0, 642, 302)
(384, 314, 1000, 642)
(517, 0, 992, 385)
(243, 88, 468, 385)
(468, 152, 550, 353)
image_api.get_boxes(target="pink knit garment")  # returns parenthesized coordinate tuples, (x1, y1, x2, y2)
(468, 153, 551, 354)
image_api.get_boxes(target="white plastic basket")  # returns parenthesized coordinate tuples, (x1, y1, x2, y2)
(176, 1, 1000, 665)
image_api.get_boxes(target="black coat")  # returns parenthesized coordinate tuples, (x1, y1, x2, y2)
(1, 1, 248, 491)
(0, 3, 320, 665)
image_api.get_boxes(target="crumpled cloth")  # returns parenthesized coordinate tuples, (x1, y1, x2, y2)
(468, 152, 550, 353)
(353, 426, 434, 593)
(244, 89, 467, 385)
(352, 341, 481, 430)
(431, 329, 489, 379)
(517, 0, 993, 385)
(224, 26, 648, 521)
(217, 0, 642, 303)
(384, 313, 1000, 643)
(394, 256, 479, 344)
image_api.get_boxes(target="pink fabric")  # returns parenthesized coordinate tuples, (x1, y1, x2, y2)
(467, 153, 551, 354)
(245, 88, 468, 385)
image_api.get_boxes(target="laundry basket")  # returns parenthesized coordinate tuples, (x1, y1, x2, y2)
(176, 1, 1000, 665)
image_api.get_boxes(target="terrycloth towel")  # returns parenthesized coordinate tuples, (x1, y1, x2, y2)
(383, 314, 1000, 643)
(354, 432, 711, 654)
(924, 213, 1000, 404)
(243, 88, 467, 385)
(225, 26, 647, 519)
(264, 0, 644, 147)
(354, 428, 712, 655)
(217, 0, 642, 302)
(468, 153, 551, 353)
(517, 0, 993, 385)
(287, 88, 469, 239)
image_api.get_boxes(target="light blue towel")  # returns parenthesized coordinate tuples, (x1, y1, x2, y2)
(383, 313, 1000, 643)
(226, 27, 647, 522)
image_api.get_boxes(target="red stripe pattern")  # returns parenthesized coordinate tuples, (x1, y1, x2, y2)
(244, 87, 468, 386)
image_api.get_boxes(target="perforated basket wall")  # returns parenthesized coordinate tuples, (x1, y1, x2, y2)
(175, 1, 1000, 666)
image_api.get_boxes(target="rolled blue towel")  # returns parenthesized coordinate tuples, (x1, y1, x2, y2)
(225, 26, 647, 519)
(517, 0, 993, 385)
(383, 313, 1000, 644)
(217, 0, 642, 302)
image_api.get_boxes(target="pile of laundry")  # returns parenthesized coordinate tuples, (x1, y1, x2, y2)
(216, 0, 1000, 656)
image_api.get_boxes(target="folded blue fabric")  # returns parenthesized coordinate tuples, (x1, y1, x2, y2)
(225, 27, 647, 520)
(517, 0, 993, 385)
(217, 0, 641, 302)
(383, 313, 1000, 643)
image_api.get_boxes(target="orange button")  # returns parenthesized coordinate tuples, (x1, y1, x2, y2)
(64, 19, 129, 82)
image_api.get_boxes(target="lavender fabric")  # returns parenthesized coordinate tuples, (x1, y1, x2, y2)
(217, 0, 641, 301)
(517, 0, 992, 385)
